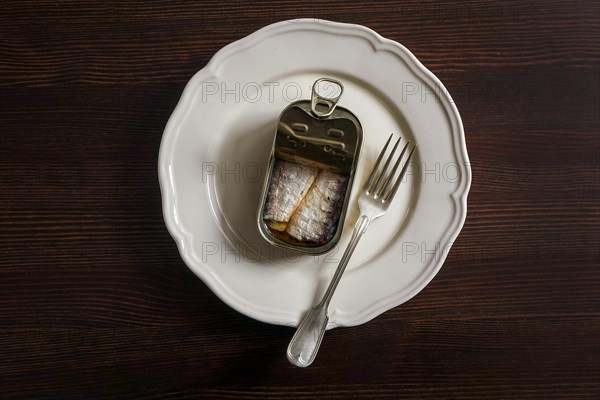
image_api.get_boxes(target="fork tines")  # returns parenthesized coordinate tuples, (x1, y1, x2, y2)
(365, 134, 416, 202)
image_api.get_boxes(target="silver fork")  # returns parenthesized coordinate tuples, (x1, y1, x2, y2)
(287, 134, 416, 367)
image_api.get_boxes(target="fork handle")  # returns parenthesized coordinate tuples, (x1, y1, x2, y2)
(321, 215, 370, 307)
(287, 215, 370, 367)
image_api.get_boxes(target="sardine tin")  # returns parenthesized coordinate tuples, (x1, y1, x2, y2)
(257, 78, 363, 254)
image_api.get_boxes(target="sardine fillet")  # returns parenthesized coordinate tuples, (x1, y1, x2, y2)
(286, 170, 348, 243)
(263, 160, 317, 231)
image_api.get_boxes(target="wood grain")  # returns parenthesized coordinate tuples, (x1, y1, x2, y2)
(1, 0, 599, 399)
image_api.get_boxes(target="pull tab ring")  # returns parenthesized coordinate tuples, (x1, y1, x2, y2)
(311, 78, 344, 118)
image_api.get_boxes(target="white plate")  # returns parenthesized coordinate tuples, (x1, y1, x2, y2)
(159, 19, 471, 328)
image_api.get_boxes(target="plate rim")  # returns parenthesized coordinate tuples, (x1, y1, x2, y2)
(158, 19, 472, 327)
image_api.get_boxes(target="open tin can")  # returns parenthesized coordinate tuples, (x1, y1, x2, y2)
(257, 78, 363, 254)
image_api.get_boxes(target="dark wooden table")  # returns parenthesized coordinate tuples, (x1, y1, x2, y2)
(2, 1, 599, 399)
